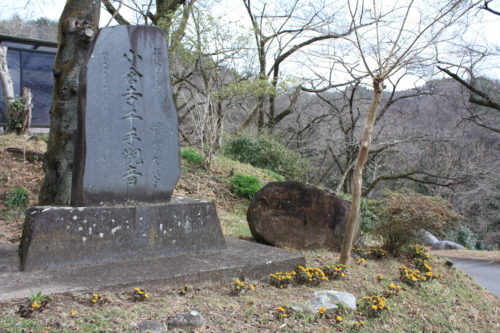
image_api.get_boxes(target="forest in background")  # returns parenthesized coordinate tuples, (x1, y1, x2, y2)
(0, 0, 498, 250)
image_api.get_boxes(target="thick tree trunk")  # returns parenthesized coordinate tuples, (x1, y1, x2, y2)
(339, 78, 384, 265)
(0, 45, 15, 124)
(38, 0, 100, 205)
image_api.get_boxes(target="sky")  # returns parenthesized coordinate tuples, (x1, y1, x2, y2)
(1, 0, 499, 88)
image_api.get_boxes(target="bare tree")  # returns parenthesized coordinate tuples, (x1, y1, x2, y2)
(338, 0, 477, 264)
(240, 0, 374, 134)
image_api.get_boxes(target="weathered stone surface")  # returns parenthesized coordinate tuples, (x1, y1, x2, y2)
(247, 181, 353, 249)
(291, 295, 338, 314)
(2, 238, 304, 301)
(167, 311, 205, 330)
(73, 25, 180, 206)
(314, 290, 357, 310)
(19, 197, 226, 271)
(432, 240, 466, 250)
(136, 320, 167, 333)
(417, 230, 439, 246)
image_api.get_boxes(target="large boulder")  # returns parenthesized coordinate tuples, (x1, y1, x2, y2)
(247, 181, 354, 249)
(417, 230, 439, 246)
(432, 240, 466, 250)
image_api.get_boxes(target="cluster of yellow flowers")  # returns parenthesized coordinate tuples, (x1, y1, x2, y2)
(356, 258, 366, 265)
(354, 247, 387, 260)
(409, 244, 430, 260)
(132, 287, 150, 302)
(275, 306, 289, 320)
(30, 300, 42, 309)
(353, 320, 366, 327)
(414, 258, 433, 272)
(178, 285, 188, 296)
(323, 264, 347, 280)
(90, 293, 104, 305)
(361, 295, 390, 317)
(270, 271, 295, 288)
(399, 266, 428, 286)
(383, 282, 405, 297)
(295, 265, 329, 286)
(230, 279, 256, 295)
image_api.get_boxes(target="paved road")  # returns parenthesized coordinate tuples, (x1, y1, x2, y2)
(450, 258, 500, 298)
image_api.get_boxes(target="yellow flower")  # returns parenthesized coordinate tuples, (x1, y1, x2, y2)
(69, 310, 78, 316)
(249, 285, 255, 291)
(336, 315, 343, 322)
(319, 307, 327, 315)
(31, 300, 41, 309)
(134, 288, 141, 291)
(144, 293, 150, 298)
(389, 283, 397, 289)
(277, 306, 286, 312)
(371, 305, 378, 310)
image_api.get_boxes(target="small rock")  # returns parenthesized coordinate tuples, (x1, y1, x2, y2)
(314, 290, 357, 310)
(291, 294, 339, 314)
(136, 320, 167, 333)
(167, 311, 204, 330)
(417, 230, 439, 246)
(432, 240, 466, 250)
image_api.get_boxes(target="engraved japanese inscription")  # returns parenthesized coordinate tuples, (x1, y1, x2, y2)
(72, 26, 180, 206)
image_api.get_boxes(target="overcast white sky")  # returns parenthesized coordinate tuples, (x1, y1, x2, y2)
(1, 0, 499, 87)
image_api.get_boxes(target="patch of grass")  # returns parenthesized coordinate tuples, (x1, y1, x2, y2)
(5, 186, 29, 208)
(181, 147, 204, 166)
(264, 169, 285, 182)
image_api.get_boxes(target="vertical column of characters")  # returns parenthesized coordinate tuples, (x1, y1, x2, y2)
(121, 49, 144, 186)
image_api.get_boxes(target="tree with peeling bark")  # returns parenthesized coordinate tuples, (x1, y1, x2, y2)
(0, 45, 15, 126)
(38, 0, 101, 205)
(338, 0, 477, 264)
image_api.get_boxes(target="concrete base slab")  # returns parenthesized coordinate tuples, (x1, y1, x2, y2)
(0, 237, 304, 301)
(20, 197, 226, 271)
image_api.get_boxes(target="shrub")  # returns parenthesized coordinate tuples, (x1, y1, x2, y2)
(453, 225, 479, 250)
(5, 186, 29, 208)
(230, 173, 261, 199)
(223, 135, 309, 180)
(372, 190, 461, 256)
(181, 148, 204, 165)
(338, 193, 379, 233)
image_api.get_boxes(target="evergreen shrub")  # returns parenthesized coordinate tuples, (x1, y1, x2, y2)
(230, 173, 261, 199)
(223, 135, 308, 180)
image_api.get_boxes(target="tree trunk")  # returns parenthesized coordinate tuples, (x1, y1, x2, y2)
(339, 78, 384, 265)
(19, 87, 32, 135)
(38, 0, 100, 205)
(0, 45, 15, 125)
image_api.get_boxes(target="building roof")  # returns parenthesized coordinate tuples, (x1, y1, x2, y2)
(0, 33, 57, 54)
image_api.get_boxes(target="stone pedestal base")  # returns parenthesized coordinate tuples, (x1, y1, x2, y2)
(19, 197, 226, 271)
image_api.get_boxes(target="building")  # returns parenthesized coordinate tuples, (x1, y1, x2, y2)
(0, 33, 57, 128)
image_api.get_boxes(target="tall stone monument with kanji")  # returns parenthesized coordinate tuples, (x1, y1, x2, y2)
(19, 26, 226, 270)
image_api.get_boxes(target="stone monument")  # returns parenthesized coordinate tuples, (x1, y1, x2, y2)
(19, 26, 227, 271)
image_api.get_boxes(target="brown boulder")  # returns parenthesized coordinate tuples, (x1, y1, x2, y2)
(247, 181, 355, 250)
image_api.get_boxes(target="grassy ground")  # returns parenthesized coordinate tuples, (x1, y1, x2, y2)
(0, 133, 499, 332)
